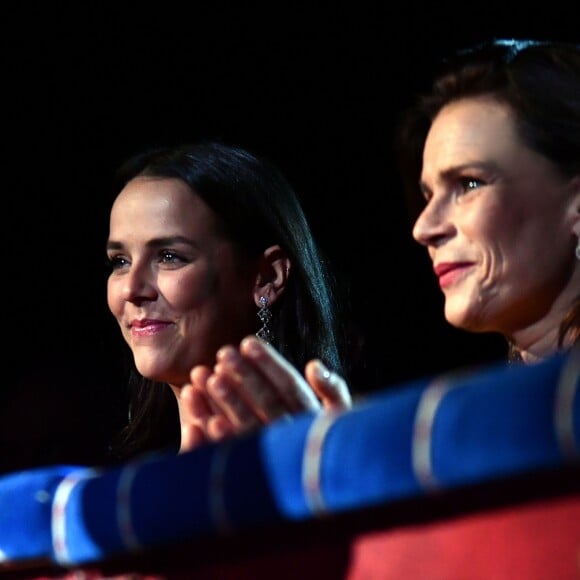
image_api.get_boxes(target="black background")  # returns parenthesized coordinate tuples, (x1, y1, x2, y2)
(4, 3, 578, 471)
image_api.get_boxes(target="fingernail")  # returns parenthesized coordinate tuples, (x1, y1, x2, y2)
(217, 345, 237, 364)
(209, 376, 228, 398)
(242, 335, 262, 356)
(316, 362, 331, 381)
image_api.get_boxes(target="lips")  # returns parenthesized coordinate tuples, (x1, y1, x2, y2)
(130, 318, 173, 337)
(433, 262, 474, 288)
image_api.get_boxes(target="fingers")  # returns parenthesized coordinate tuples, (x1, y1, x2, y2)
(305, 359, 353, 411)
(214, 342, 316, 419)
(177, 337, 352, 453)
(177, 380, 239, 453)
(206, 414, 237, 440)
(206, 366, 268, 427)
(179, 422, 209, 454)
(177, 367, 236, 453)
(238, 336, 322, 411)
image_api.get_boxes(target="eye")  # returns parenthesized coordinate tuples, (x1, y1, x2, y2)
(106, 254, 129, 271)
(453, 176, 484, 199)
(159, 250, 186, 265)
(462, 177, 483, 190)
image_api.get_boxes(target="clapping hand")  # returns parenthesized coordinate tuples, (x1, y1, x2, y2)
(177, 335, 352, 452)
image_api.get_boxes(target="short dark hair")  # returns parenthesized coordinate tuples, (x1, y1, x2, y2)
(395, 38, 580, 220)
(394, 38, 580, 353)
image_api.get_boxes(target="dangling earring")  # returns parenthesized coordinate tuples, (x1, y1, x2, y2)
(256, 296, 273, 344)
(576, 236, 580, 260)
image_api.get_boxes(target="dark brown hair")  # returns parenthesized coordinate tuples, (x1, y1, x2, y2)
(108, 141, 347, 458)
(395, 38, 580, 354)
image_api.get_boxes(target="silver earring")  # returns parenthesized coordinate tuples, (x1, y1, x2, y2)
(256, 296, 273, 344)
(576, 237, 580, 260)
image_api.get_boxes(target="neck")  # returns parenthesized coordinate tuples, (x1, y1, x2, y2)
(508, 324, 577, 364)
(507, 288, 580, 363)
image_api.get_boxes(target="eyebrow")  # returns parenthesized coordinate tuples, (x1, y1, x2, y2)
(419, 161, 499, 196)
(420, 160, 498, 185)
(106, 236, 198, 251)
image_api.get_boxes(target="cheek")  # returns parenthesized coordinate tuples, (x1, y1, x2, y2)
(160, 269, 215, 311)
(481, 214, 530, 267)
(106, 279, 122, 317)
(461, 202, 513, 256)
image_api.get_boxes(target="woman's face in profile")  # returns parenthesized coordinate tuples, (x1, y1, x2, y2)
(412, 96, 578, 338)
(106, 176, 258, 388)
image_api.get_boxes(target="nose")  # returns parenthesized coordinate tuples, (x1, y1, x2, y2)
(412, 197, 454, 248)
(122, 262, 158, 305)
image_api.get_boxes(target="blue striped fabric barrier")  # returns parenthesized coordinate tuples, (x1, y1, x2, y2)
(0, 347, 578, 569)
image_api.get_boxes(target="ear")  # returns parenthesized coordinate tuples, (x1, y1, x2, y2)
(253, 245, 291, 308)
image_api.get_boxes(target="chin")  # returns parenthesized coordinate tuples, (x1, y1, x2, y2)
(133, 359, 167, 382)
(444, 302, 485, 333)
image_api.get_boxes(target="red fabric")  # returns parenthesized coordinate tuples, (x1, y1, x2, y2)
(348, 494, 580, 580)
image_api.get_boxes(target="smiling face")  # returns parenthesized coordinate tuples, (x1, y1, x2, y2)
(106, 176, 258, 388)
(412, 96, 580, 348)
